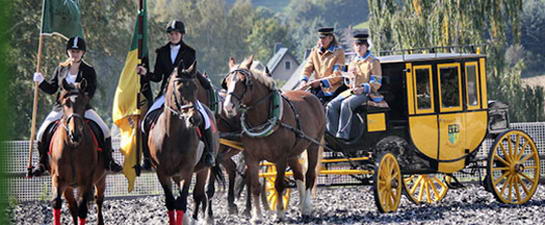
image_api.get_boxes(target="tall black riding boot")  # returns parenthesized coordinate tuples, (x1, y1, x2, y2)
(202, 128, 216, 167)
(29, 141, 49, 177)
(103, 138, 123, 173)
(141, 130, 153, 170)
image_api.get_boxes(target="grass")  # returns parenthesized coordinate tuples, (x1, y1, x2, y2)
(354, 21, 369, 29)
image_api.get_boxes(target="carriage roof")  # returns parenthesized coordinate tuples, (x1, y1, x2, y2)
(377, 53, 485, 64)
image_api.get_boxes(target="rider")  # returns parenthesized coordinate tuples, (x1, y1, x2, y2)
(299, 27, 346, 103)
(30, 36, 123, 177)
(137, 20, 215, 168)
(326, 33, 382, 140)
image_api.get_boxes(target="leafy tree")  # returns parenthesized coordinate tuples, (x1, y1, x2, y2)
(521, 0, 545, 76)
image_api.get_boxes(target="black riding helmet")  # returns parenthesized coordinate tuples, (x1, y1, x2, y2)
(66, 36, 86, 52)
(166, 20, 185, 34)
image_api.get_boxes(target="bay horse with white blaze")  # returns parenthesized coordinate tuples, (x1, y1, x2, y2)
(147, 61, 221, 225)
(223, 56, 326, 221)
(50, 79, 107, 225)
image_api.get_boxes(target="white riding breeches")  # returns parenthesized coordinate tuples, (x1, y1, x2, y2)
(36, 109, 111, 141)
(144, 95, 211, 131)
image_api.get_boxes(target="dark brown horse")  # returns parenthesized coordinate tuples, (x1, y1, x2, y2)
(223, 56, 326, 221)
(147, 62, 220, 225)
(50, 79, 107, 225)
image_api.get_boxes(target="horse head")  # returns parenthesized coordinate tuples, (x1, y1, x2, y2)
(166, 60, 202, 128)
(59, 78, 89, 145)
(222, 56, 258, 118)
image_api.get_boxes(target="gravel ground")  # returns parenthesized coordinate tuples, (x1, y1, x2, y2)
(6, 184, 545, 225)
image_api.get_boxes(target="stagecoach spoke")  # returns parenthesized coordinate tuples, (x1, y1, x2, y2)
(499, 143, 510, 163)
(493, 154, 511, 168)
(409, 176, 423, 194)
(507, 136, 514, 162)
(499, 175, 511, 197)
(493, 171, 511, 186)
(507, 176, 514, 202)
(430, 178, 441, 201)
(518, 172, 536, 185)
(492, 167, 509, 171)
(518, 153, 534, 164)
(517, 174, 530, 195)
(516, 141, 529, 161)
(514, 175, 522, 202)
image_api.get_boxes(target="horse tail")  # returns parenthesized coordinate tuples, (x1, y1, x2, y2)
(211, 161, 226, 188)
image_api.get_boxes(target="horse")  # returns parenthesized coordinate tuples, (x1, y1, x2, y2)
(222, 56, 326, 221)
(49, 79, 107, 225)
(147, 61, 221, 225)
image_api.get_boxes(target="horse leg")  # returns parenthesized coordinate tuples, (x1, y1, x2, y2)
(51, 176, 67, 225)
(243, 168, 252, 217)
(64, 187, 78, 225)
(273, 162, 288, 221)
(302, 142, 323, 216)
(76, 184, 93, 225)
(158, 173, 176, 225)
(246, 158, 263, 222)
(191, 170, 208, 223)
(95, 177, 106, 225)
(173, 173, 192, 225)
(288, 157, 306, 215)
(222, 157, 238, 214)
(205, 167, 217, 225)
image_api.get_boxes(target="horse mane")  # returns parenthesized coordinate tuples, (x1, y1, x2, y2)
(233, 62, 276, 90)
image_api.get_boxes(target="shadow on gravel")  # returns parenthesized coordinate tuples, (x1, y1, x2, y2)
(278, 198, 545, 224)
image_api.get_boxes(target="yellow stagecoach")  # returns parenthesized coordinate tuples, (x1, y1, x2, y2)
(221, 48, 541, 213)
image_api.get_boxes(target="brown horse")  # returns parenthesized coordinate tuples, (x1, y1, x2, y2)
(50, 79, 107, 225)
(223, 56, 326, 221)
(147, 61, 220, 225)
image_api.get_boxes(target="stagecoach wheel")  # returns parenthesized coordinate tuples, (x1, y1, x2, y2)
(373, 152, 402, 213)
(402, 174, 449, 204)
(486, 130, 541, 204)
(263, 164, 291, 211)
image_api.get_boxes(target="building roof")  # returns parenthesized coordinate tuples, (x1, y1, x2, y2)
(522, 75, 545, 88)
(267, 48, 289, 72)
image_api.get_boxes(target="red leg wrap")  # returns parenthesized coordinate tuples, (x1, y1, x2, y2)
(168, 210, 176, 225)
(78, 217, 86, 225)
(53, 208, 61, 225)
(176, 210, 184, 225)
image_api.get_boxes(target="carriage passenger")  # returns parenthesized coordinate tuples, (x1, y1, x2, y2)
(298, 27, 346, 103)
(30, 37, 122, 177)
(326, 33, 382, 140)
(137, 20, 215, 168)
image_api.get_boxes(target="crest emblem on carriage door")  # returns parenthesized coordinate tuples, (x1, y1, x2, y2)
(448, 124, 460, 144)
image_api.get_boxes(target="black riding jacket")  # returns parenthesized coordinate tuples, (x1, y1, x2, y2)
(38, 61, 97, 111)
(145, 41, 196, 98)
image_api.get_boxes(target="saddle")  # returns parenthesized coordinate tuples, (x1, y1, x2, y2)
(43, 119, 104, 154)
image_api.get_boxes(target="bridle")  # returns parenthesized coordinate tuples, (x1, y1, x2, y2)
(166, 76, 196, 120)
(224, 69, 273, 112)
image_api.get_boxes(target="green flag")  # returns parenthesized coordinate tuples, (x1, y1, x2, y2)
(41, 0, 84, 39)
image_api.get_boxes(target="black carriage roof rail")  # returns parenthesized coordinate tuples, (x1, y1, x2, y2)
(378, 44, 487, 61)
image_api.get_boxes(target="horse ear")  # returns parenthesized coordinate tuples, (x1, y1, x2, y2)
(79, 78, 87, 91)
(265, 66, 271, 77)
(228, 57, 236, 70)
(241, 55, 254, 69)
(61, 78, 72, 91)
(186, 61, 197, 76)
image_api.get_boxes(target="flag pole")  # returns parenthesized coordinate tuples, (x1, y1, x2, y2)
(134, 0, 144, 176)
(27, 33, 44, 178)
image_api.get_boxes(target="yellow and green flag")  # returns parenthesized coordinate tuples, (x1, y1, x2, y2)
(112, 0, 148, 192)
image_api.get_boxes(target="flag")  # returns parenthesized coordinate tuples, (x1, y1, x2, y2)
(41, 0, 84, 39)
(112, 0, 148, 192)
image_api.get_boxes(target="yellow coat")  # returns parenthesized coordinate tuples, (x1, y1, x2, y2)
(302, 45, 345, 95)
(346, 53, 382, 93)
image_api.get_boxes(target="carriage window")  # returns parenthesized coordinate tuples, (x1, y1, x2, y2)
(438, 64, 461, 109)
(465, 63, 479, 107)
(414, 66, 433, 111)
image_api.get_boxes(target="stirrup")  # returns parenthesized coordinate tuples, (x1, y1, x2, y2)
(107, 161, 123, 173)
(30, 164, 48, 177)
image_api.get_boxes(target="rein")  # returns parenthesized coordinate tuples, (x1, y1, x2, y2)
(61, 113, 84, 133)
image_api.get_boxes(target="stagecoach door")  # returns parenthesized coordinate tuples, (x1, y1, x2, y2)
(407, 63, 439, 162)
(436, 63, 466, 173)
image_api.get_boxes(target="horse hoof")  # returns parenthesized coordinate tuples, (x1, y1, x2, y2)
(243, 209, 251, 218)
(206, 217, 215, 225)
(228, 205, 238, 215)
(275, 210, 286, 222)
